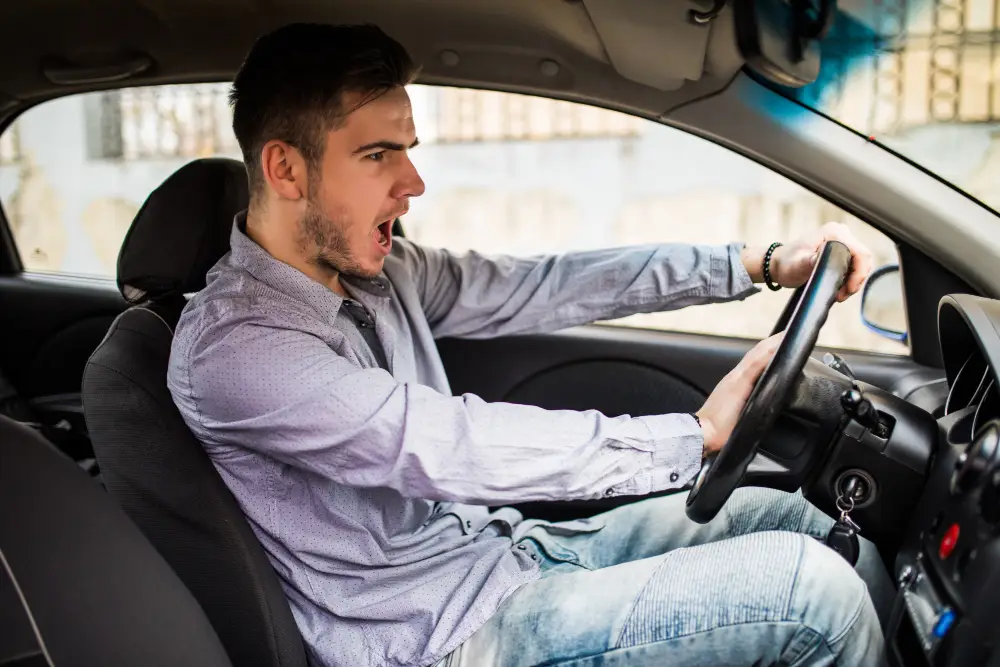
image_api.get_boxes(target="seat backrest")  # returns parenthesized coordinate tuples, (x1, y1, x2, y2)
(0, 415, 233, 667)
(82, 158, 308, 667)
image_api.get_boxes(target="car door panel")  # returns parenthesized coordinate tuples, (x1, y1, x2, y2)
(0, 274, 125, 398)
(438, 325, 937, 415)
(0, 274, 126, 461)
(504, 359, 706, 418)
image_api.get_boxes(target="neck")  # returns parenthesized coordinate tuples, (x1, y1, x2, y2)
(245, 206, 346, 296)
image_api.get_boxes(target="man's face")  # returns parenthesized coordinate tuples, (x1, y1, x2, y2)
(300, 86, 424, 279)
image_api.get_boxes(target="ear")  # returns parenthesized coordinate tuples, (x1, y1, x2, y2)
(260, 140, 308, 201)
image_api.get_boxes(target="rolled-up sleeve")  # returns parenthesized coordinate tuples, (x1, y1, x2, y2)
(396, 240, 758, 339)
(186, 318, 704, 505)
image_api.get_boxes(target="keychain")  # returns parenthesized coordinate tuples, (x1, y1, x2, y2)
(825, 491, 861, 566)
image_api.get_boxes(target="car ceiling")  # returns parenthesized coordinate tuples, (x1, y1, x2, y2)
(0, 0, 745, 121)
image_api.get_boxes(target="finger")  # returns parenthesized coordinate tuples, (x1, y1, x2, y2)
(850, 247, 875, 292)
(755, 331, 784, 356)
(746, 332, 781, 359)
(822, 224, 872, 302)
(744, 333, 783, 376)
(837, 248, 873, 302)
(743, 349, 773, 385)
(839, 230, 869, 286)
(766, 331, 784, 351)
(817, 223, 853, 301)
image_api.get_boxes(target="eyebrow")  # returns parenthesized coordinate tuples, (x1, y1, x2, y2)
(352, 138, 420, 155)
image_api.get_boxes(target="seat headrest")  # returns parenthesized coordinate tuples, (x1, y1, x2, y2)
(118, 158, 249, 303)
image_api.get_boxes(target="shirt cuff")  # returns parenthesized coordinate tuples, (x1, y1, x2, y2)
(712, 243, 759, 301)
(604, 413, 705, 498)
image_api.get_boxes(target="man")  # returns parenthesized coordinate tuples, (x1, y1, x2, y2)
(168, 23, 889, 667)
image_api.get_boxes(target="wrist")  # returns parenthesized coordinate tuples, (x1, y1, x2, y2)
(693, 410, 719, 456)
(740, 243, 786, 287)
(763, 242, 785, 290)
(740, 245, 767, 283)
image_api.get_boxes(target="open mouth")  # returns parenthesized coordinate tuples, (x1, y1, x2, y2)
(373, 220, 393, 254)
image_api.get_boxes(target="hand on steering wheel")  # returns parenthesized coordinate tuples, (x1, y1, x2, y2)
(685, 241, 854, 524)
(696, 333, 784, 455)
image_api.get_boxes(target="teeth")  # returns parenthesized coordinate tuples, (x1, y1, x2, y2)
(375, 226, 387, 244)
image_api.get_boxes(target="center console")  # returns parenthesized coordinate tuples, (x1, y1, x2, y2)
(888, 413, 1000, 667)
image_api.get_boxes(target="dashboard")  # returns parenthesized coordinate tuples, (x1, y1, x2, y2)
(889, 294, 1000, 667)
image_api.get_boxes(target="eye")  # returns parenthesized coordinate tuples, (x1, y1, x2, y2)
(365, 151, 386, 163)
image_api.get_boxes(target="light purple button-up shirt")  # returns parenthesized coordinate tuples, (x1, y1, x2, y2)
(167, 214, 757, 667)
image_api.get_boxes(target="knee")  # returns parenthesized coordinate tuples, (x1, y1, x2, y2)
(800, 536, 868, 608)
(794, 537, 881, 651)
(616, 532, 871, 650)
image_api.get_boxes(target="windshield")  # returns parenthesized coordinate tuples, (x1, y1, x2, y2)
(774, 0, 1000, 211)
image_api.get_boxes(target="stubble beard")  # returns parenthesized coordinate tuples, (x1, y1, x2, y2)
(298, 196, 380, 281)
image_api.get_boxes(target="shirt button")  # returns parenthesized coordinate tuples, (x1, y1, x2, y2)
(670, 472, 679, 483)
(605, 488, 615, 497)
(465, 520, 472, 529)
(530, 554, 537, 561)
(517, 544, 527, 550)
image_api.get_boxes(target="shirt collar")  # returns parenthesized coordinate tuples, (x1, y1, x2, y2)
(228, 211, 391, 320)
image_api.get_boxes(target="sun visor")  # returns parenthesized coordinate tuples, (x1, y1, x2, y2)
(583, 0, 739, 90)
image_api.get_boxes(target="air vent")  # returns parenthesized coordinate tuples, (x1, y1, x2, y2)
(946, 352, 990, 415)
(974, 380, 1000, 436)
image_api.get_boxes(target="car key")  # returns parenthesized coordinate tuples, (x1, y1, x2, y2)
(825, 495, 861, 566)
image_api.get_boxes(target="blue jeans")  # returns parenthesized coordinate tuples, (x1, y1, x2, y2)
(443, 488, 892, 666)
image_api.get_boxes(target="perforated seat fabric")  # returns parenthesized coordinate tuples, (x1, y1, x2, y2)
(0, 416, 232, 667)
(82, 158, 308, 667)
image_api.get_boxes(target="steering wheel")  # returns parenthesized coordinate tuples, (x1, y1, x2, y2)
(685, 241, 854, 524)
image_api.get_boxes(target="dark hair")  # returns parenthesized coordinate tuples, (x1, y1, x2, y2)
(230, 23, 418, 200)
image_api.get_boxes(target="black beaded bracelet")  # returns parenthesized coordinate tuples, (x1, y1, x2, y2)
(763, 242, 783, 292)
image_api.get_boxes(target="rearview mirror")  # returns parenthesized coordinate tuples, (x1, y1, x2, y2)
(860, 264, 907, 344)
(733, 0, 833, 87)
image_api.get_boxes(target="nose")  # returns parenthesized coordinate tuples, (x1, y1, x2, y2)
(395, 153, 425, 199)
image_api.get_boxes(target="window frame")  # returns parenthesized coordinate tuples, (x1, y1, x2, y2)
(0, 114, 23, 276)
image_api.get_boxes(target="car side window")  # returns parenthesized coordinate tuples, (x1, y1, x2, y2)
(404, 86, 906, 355)
(0, 84, 239, 277)
(0, 83, 906, 354)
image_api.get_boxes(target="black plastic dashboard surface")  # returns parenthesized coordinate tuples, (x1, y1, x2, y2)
(890, 295, 1000, 667)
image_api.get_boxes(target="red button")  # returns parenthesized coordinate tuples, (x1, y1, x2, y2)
(940, 523, 960, 560)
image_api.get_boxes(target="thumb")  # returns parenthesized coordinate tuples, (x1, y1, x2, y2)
(742, 333, 783, 385)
